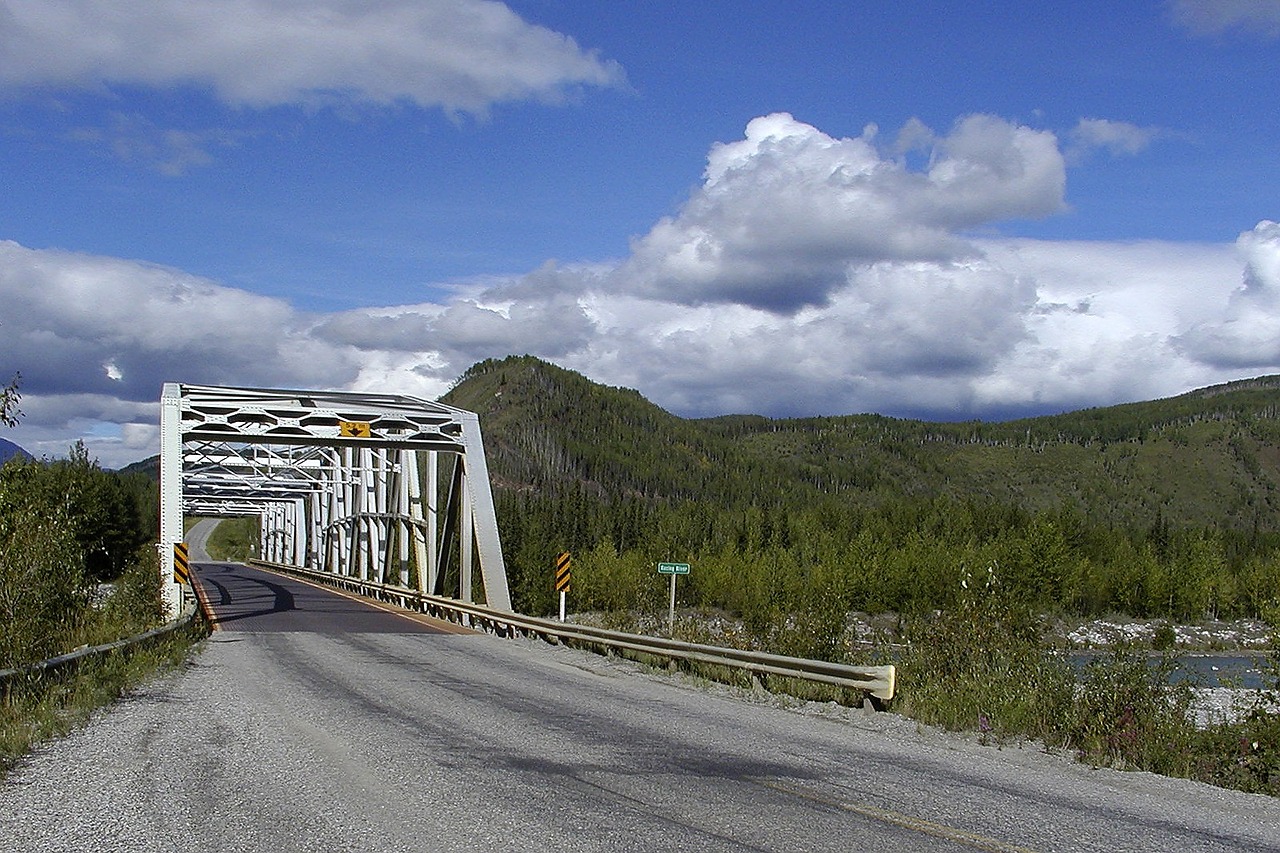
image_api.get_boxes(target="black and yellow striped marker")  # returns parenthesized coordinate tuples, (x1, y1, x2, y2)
(173, 542, 190, 585)
(554, 551, 571, 592)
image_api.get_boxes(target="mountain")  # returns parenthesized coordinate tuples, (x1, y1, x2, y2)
(445, 356, 1280, 535)
(116, 455, 159, 478)
(0, 437, 32, 465)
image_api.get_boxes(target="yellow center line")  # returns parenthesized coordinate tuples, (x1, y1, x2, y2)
(751, 778, 1041, 853)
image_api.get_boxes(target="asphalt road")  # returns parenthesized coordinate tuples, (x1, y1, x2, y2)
(4, 562, 1280, 852)
(185, 517, 218, 562)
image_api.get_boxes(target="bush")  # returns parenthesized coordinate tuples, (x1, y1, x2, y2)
(1065, 648, 1196, 772)
(0, 483, 87, 668)
(0, 448, 162, 668)
(1196, 610, 1280, 794)
(896, 562, 1074, 742)
(1196, 707, 1280, 796)
(90, 547, 164, 643)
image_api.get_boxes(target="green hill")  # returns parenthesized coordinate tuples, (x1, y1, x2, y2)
(446, 356, 1280, 535)
(444, 356, 1280, 623)
(125, 360, 1280, 623)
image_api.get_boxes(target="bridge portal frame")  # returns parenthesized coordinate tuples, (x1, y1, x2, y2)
(159, 383, 511, 619)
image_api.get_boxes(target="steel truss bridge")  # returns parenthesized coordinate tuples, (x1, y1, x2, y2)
(159, 383, 510, 619)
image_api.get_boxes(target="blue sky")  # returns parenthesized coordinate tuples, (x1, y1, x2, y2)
(2, 0, 1280, 466)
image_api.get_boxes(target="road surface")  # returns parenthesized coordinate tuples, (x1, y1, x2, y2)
(3, 561, 1279, 852)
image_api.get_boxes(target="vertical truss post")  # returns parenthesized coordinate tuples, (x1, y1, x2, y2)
(291, 497, 305, 567)
(307, 489, 323, 569)
(372, 448, 389, 583)
(459, 411, 510, 610)
(460, 464, 474, 603)
(343, 446, 359, 578)
(426, 451, 438, 593)
(394, 450, 410, 586)
(159, 384, 184, 620)
(406, 450, 431, 593)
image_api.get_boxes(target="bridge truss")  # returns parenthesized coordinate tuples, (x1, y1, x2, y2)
(159, 383, 511, 619)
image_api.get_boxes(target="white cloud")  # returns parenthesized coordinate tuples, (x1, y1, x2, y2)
(1170, 0, 1280, 38)
(0, 0, 624, 113)
(67, 113, 236, 176)
(1175, 221, 1280, 367)
(2, 114, 1277, 469)
(0, 239, 359, 406)
(974, 237, 1242, 413)
(1068, 118, 1161, 162)
(619, 112, 1065, 311)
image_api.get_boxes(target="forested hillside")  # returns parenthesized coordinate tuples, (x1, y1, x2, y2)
(444, 356, 1280, 623)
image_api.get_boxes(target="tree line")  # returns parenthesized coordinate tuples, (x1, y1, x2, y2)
(0, 441, 160, 668)
(496, 485, 1280, 627)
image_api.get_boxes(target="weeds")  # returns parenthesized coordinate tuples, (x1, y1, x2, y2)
(1065, 647, 1196, 772)
(1192, 611, 1280, 795)
(893, 566, 1280, 796)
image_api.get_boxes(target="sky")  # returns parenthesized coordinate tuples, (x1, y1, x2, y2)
(2, 0, 1280, 468)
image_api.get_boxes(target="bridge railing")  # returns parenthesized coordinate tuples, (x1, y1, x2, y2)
(248, 559, 895, 705)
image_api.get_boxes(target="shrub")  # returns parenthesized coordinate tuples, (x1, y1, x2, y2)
(896, 562, 1074, 742)
(90, 546, 164, 642)
(0, 485, 86, 668)
(1064, 647, 1196, 772)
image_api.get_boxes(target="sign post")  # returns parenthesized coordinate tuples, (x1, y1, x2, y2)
(657, 562, 690, 636)
(554, 551, 571, 622)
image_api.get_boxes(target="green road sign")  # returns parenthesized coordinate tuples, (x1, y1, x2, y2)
(657, 562, 690, 575)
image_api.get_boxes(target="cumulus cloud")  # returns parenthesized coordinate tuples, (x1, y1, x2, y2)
(619, 112, 1065, 312)
(1175, 221, 1280, 366)
(1170, 0, 1280, 38)
(0, 0, 624, 113)
(312, 261, 601, 370)
(2, 113, 1277, 468)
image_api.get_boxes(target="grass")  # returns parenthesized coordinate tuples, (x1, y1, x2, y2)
(204, 515, 260, 562)
(0, 618, 205, 778)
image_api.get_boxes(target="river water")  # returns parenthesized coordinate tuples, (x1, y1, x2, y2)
(1069, 651, 1274, 689)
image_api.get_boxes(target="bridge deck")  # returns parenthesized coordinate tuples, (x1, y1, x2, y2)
(193, 561, 467, 635)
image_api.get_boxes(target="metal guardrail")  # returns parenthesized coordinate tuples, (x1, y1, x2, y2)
(249, 560, 896, 704)
(0, 604, 202, 698)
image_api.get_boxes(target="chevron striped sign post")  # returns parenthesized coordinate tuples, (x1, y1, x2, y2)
(555, 552, 571, 621)
(173, 542, 190, 585)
